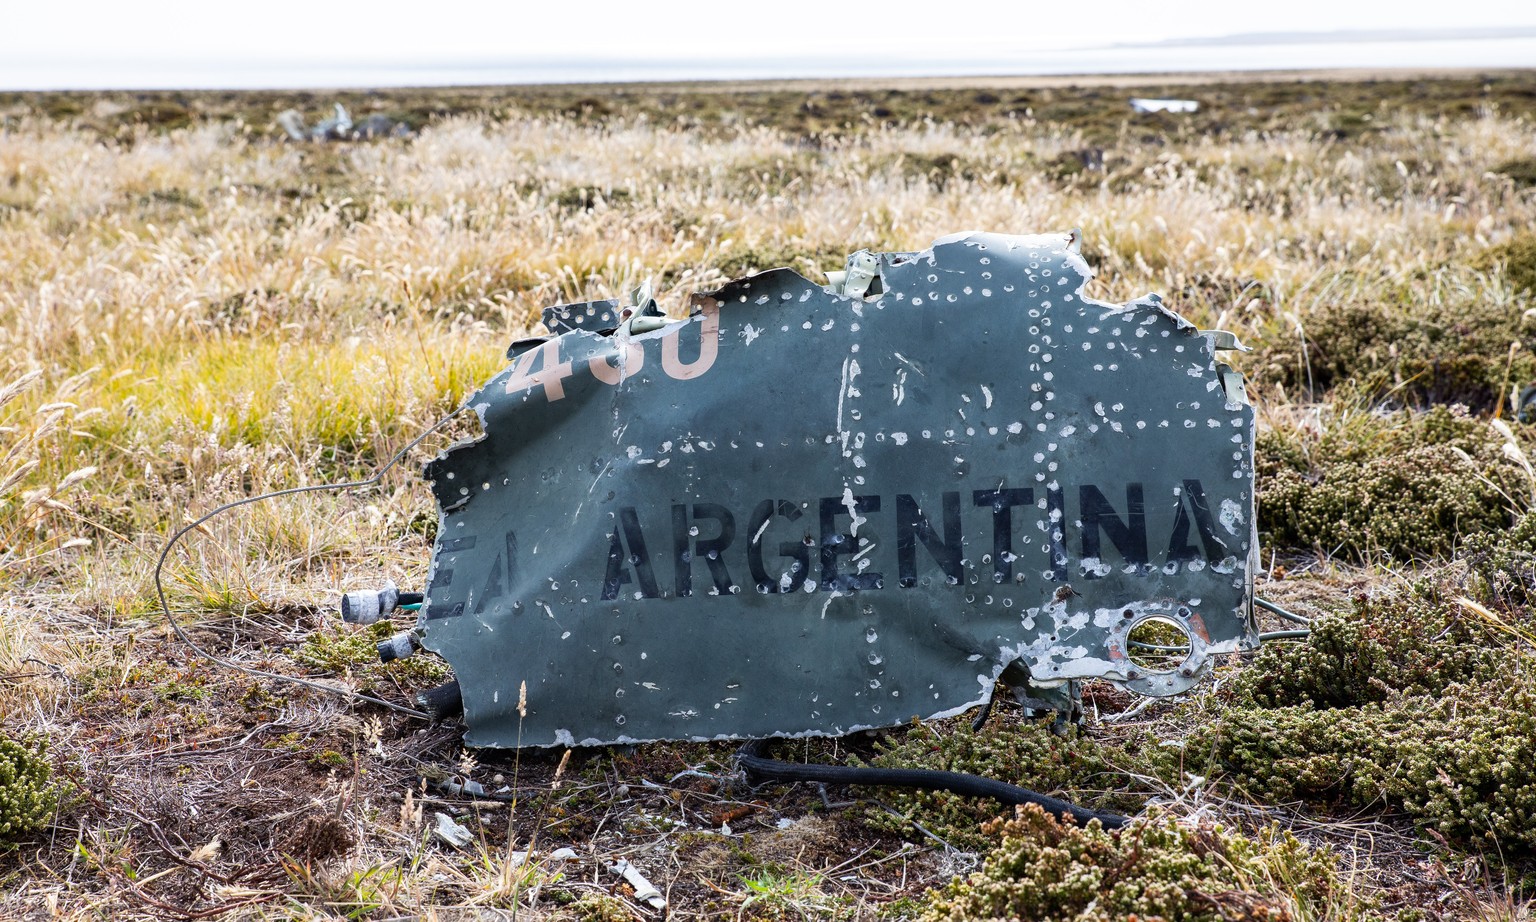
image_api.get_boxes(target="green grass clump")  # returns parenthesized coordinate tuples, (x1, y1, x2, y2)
(1257, 404, 1519, 559)
(919, 804, 1366, 922)
(0, 733, 64, 845)
(860, 720, 1139, 850)
(1191, 585, 1536, 854)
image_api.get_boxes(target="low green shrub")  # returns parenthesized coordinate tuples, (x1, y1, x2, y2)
(1192, 585, 1536, 854)
(1257, 404, 1521, 559)
(859, 720, 1139, 850)
(1463, 508, 1536, 604)
(1249, 272, 1536, 409)
(553, 185, 632, 212)
(1232, 586, 1503, 708)
(1195, 683, 1536, 854)
(0, 733, 64, 845)
(1492, 156, 1536, 189)
(889, 151, 999, 191)
(919, 804, 1368, 922)
(1475, 233, 1536, 295)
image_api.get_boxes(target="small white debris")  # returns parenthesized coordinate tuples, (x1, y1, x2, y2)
(433, 812, 474, 849)
(1130, 97, 1198, 114)
(610, 859, 667, 909)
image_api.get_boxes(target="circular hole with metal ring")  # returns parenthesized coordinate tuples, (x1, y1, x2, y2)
(1125, 616, 1193, 673)
(1107, 607, 1210, 697)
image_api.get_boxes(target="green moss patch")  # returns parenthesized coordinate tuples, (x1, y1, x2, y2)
(918, 804, 1370, 922)
(0, 733, 65, 846)
(1257, 404, 1523, 559)
(1190, 585, 1536, 855)
(859, 720, 1143, 851)
(294, 620, 450, 690)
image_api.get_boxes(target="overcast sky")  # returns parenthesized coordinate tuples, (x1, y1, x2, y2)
(4, 0, 1536, 89)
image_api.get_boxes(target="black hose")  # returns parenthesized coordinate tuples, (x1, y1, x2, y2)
(417, 680, 464, 720)
(736, 739, 1128, 830)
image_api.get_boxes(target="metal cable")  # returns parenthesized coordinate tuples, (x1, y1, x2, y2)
(1256, 629, 1311, 641)
(153, 410, 463, 719)
(1254, 596, 1312, 626)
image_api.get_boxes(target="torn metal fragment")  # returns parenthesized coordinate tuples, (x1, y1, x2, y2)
(432, 812, 473, 849)
(610, 859, 666, 909)
(419, 230, 1258, 748)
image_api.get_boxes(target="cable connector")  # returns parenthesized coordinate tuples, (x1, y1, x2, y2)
(377, 630, 418, 663)
(341, 580, 399, 625)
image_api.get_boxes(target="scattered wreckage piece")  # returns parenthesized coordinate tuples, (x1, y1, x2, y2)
(1130, 98, 1200, 114)
(277, 103, 410, 142)
(410, 230, 1257, 748)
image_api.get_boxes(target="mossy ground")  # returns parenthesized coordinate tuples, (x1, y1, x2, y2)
(921, 805, 1371, 922)
(866, 578, 1536, 917)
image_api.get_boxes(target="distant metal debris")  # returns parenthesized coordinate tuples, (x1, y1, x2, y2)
(1130, 98, 1200, 114)
(401, 230, 1258, 749)
(276, 103, 410, 142)
(1066, 148, 1106, 172)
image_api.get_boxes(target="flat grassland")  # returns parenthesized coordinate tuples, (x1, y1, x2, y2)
(2, 73, 1536, 919)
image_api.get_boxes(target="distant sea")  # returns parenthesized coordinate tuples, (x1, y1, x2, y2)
(4, 36, 1536, 91)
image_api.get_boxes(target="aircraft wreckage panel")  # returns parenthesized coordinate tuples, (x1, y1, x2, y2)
(420, 231, 1258, 748)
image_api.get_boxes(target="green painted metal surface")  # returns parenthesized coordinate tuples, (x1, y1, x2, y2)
(419, 231, 1258, 748)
